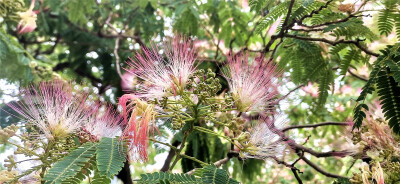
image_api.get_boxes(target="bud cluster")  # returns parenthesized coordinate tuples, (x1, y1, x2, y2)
(188, 69, 222, 99)
(0, 125, 18, 144)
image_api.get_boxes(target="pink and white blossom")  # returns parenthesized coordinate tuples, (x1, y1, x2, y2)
(7, 81, 90, 139)
(243, 115, 288, 160)
(83, 103, 123, 140)
(126, 36, 197, 98)
(222, 53, 281, 112)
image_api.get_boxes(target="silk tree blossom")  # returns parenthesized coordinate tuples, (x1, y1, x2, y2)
(222, 53, 281, 112)
(82, 104, 123, 141)
(126, 36, 197, 98)
(17, 0, 38, 34)
(7, 81, 91, 139)
(241, 115, 288, 160)
(119, 94, 157, 161)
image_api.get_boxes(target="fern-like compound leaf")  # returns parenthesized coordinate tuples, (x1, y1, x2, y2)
(353, 103, 369, 130)
(340, 48, 360, 76)
(385, 60, 400, 84)
(197, 165, 239, 184)
(138, 172, 200, 184)
(249, 0, 273, 12)
(376, 69, 400, 134)
(378, 9, 395, 36)
(395, 13, 400, 40)
(43, 142, 97, 184)
(96, 137, 126, 178)
(317, 70, 332, 110)
(256, 1, 290, 34)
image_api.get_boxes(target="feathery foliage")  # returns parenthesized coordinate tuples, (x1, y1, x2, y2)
(43, 142, 97, 184)
(137, 172, 200, 184)
(96, 137, 126, 178)
(376, 69, 400, 134)
(256, 1, 290, 34)
(323, 18, 377, 40)
(354, 44, 400, 134)
(340, 47, 360, 76)
(195, 165, 239, 184)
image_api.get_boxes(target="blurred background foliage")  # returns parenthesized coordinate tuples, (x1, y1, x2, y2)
(0, 0, 399, 183)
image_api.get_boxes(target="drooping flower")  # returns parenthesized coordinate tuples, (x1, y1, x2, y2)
(126, 36, 197, 98)
(119, 94, 157, 161)
(222, 53, 281, 112)
(17, 0, 37, 34)
(82, 103, 123, 141)
(241, 115, 288, 160)
(7, 80, 90, 139)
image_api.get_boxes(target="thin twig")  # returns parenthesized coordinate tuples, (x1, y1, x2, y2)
(282, 122, 350, 132)
(113, 37, 123, 79)
(283, 34, 379, 57)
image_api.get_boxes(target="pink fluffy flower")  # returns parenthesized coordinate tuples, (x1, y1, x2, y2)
(119, 94, 157, 161)
(83, 103, 123, 141)
(7, 81, 90, 139)
(126, 36, 197, 98)
(17, 0, 38, 34)
(222, 53, 281, 112)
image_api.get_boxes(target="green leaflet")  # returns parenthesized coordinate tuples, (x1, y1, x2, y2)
(96, 137, 126, 178)
(378, 9, 395, 36)
(43, 142, 97, 184)
(385, 59, 400, 84)
(249, 0, 272, 12)
(324, 18, 377, 40)
(354, 44, 400, 133)
(61, 158, 96, 184)
(196, 165, 239, 184)
(376, 69, 400, 134)
(317, 69, 332, 110)
(255, 1, 290, 34)
(92, 167, 112, 184)
(353, 103, 369, 130)
(395, 13, 400, 40)
(340, 48, 360, 76)
(137, 172, 200, 184)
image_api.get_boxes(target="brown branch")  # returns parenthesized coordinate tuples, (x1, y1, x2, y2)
(160, 141, 181, 172)
(282, 122, 349, 132)
(291, 168, 303, 184)
(348, 69, 368, 82)
(290, 28, 324, 32)
(298, 15, 358, 29)
(283, 34, 379, 57)
(277, 84, 305, 102)
(299, 155, 348, 179)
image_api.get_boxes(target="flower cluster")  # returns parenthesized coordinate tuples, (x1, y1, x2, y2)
(118, 36, 284, 162)
(7, 80, 122, 140)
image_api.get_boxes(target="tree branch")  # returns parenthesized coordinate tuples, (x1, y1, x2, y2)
(283, 34, 379, 57)
(282, 122, 350, 132)
(299, 155, 348, 179)
(348, 69, 368, 82)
